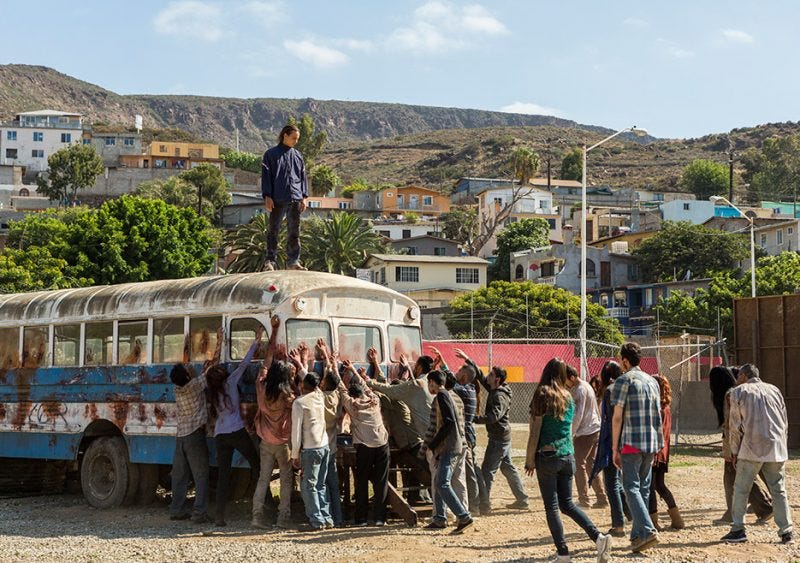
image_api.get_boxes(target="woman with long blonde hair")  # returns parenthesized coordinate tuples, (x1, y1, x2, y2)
(525, 358, 611, 562)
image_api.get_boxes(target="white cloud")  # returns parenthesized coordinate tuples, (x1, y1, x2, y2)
(500, 101, 564, 117)
(241, 1, 286, 27)
(390, 1, 508, 54)
(656, 39, 694, 59)
(286, 39, 349, 69)
(622, 17, 648, 28)
(153, 1, 225, 42)
(332, 38, 374, 52)
(722, 28, 755, 44)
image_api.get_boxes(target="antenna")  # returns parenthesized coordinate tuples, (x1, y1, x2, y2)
(134, 115, 143, 134)
(235, 128, 239, 152)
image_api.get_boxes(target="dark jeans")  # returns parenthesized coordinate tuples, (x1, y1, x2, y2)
(536, 452, 600, 556)
(355, 443, 390, 523)
(170, 427, 210, 517)
(481, 438, 529, 507)
(648, 465, 677, 512)
(215, 428, 260, 520)
(266, 201, 302, 264)
(723, 460, 772, 518)
(603, 465, 628, 528)
(465, 443, 488, 512)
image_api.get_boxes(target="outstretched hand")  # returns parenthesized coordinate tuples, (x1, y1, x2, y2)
(454, 348, 469, 362)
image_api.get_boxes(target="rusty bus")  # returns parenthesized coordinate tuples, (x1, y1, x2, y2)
(0, 271, 422, 507)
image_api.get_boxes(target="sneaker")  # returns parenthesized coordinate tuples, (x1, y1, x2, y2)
(374, 520, 386, 527)
(592, 500, 609, 509)
(296, 523, 324, 532)
(547, 554, 571, 562)
(274, 517, 292, 530)
(191, 514, 211, 524)
(595, 533, 612, 563)
(451, 517, 474, 535)
(781, 531, 795, 545)
(480, 506, 493, 517)
(352, 521, 369, 527)
(424, 520, 447, 530)
(506, 500, 530, 510)
(607, 526, 626, 538)
(721, 529, 747, 543)
(631, 532, 659, 552)
(324, 521, 335, 529)
(251, 515, 269, 530)
(578, 500, 592, 508)
(714, 512, 733, 525)
(756, 512, 775, 525)
(262, 261, 276, 272)
(169, 512, 191, 521)
(287, 262, 307, 271)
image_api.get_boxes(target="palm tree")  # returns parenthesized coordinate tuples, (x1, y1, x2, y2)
(302, 212, 388, 275)
(512, 147, 542, 185)
(225, 213, 286, 272)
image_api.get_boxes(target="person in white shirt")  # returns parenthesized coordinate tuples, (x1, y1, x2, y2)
(291, 371, 332, 530)
(565, 365, 607, 508)
(721, 364, 793, 545)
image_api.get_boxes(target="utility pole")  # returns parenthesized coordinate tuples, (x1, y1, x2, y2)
(525, 293, 529, 342)
(470, 292, 474, 342)
(197, 185, 202, 216)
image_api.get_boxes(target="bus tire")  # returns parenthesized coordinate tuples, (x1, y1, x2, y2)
(122, 462, 140, 506)
(136, 464, 159, 505)
(80, 436, 132, 509)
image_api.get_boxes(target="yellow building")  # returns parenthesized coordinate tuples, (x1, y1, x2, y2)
(119, 142, 222, 170)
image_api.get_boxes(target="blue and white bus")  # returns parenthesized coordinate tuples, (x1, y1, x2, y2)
(0, 271, 422, 507)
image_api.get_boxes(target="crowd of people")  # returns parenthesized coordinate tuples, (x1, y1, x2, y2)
(167, 320, 793, 561)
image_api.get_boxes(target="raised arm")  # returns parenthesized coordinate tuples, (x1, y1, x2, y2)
(456, 348, 488, 390)
(229, 325, 265, 385)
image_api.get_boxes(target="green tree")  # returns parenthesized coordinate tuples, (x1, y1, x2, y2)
(0, 246, 89, 293)
(511, 147, 541, 185)
(301, 212, 389, 276)
(679, 159, 729, 200)
(490, 218, 550, 282)
(135, 164, 231, 223)
(742, 135, 800, 204)
(342, 179, 374, 198)
(308, 164, 341, 197)
(36, 143, 104, 205)
(287, 114, 327, 167)
(221, 151, 261, 173)
(560, 147, 583, 181)
(445, 281, 623, 343)
(631, 221, 752, 283)
(441, 205, 477, 248)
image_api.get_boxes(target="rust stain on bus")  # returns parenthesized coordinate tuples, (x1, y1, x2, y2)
(11, 369, 34, 430)
(111, 402, 129, 431)
(84, 403, 99, 421)
(153, 406, 167, 429)
(0, 403, 6, 421)
(137, 403, 147, 423)
(41, 401, 65, 421)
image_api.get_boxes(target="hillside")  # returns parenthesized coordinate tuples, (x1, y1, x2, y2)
(0, 64, 617, 150)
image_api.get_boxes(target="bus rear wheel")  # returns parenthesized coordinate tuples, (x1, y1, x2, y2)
(80, 436, 133, 509)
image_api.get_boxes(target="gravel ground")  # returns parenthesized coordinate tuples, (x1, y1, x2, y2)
(2, 427, 799, 562)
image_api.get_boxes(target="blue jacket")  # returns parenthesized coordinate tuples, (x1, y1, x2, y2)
(589, 388, 614, 485)
(261, 144, 308, 202)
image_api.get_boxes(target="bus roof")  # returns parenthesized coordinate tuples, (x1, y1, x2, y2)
(0, 271, 417, 325)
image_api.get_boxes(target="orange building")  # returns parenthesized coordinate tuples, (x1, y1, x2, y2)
(119, 142, 222, 170)
(354, 185, 450, 216)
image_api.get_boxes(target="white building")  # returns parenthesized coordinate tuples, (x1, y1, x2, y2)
(0, 110, 83, 173)
(372, 221, 440, 240)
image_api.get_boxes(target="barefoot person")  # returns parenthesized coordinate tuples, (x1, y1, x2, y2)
(261, 124, 308, 271)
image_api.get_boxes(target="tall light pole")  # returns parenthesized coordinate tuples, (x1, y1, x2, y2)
(710, 195, 756, 298)
(580, 126, 647, 378)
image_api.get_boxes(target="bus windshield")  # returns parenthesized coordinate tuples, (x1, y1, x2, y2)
(388, 325, 422, 363)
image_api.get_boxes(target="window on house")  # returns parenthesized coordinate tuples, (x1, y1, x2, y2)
(547, 218, 556, 229)
(379, 268, 386, 285)
(379, 230, 390, 237)
(761, 234, 767, 247)
(61, 133, 71, 143)
(628, 263, 640, 281)
(159, 145, 167, 152)
(105, 137, 116, 146)
(308, 200, 320, 208)
(600, 293, 609, 307)
(493, 197, 503, 206)
(423, 196, 433, 206)
(33, 131, 43, 142)
(6, 131, 17, 141)
(654, 194, 664, 201)
(778, 230, 784, 245)
(583, 259, 596, 277)
(402, 229, 411, 239)
(515, 264, 524, 280)
(5, 149, 17, 159)
(683, 203, 690, 210)
(406, 246, 418, 255)
(338, 202, 349, 209)
(789, 227, 795, 236)
(124, 137, 135, 147)
(456, 267, 479, 284)
(155, 160, 167, 168)
(434, 247, 447, 256)
(541, 262, 555, 277)
(31, 150, 44, 158)
(82, 139, 91, 145)
(396, 266, 419, 282)
(613, 291, 627, 308)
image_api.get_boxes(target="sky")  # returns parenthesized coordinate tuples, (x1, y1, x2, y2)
(2, 0, 798, 139)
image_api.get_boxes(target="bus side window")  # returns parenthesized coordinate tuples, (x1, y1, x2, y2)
(22, 326, 48, 368)
(118, 320, 148, 365)
(286, 319, 332, 358)
(230, 318, 267, 360)
(153, 318, 185, 364)
(53, 324, 80, 367)
(0, 328, 20, 369)
(85, 322, 113, 366)
(190, 317, 221, 362)
(387, 325, 422, 363)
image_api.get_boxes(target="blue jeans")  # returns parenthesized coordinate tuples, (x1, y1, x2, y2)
(732, 459, 793, 535)
(300, 446, 332, 527)
(170, 427, 210, 517)
(465, 443, 488, 512)
(481, 438, 529, 506)
(603, 465, 627, 528)
(325, 450, 343, 526)
(620, 452, 656, 540)
(536, 452, 600, 556)
(433, 450, 470, 522)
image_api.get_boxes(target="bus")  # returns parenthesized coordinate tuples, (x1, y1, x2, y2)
(0, 271, 422, 508)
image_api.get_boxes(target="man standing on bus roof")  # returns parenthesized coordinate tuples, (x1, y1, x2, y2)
(262, 124, 308, 271)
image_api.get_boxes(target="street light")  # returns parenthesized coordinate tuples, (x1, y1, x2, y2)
(580, 126, 648, 378)
(710, 195, 756, 298)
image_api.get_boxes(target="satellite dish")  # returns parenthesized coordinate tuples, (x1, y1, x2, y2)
(134, 115, 143, 133)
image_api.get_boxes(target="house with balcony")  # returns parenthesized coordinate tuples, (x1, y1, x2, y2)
(703, 215, 800, 256)
(452, 176, 582, 205)
(391, 235, 461, 256)
(0, 110, 83, 175)
(119, 141, 222, 170)
(86, 131, 143, 166)
(372, 219, 441, 240)
(353, 185, 449, 218)
(365, 254, 488, 308)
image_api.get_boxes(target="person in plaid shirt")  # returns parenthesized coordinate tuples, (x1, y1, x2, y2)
(611, 342, 663, 554)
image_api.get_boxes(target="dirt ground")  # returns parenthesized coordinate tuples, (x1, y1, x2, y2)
(2, 426, 800, 562)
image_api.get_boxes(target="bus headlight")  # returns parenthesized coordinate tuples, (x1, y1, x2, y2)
(294, 298, 307, 312)
(407, 306, 420, 321)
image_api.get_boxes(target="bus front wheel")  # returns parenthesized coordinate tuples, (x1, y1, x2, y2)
(80, 436, 133, 509)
